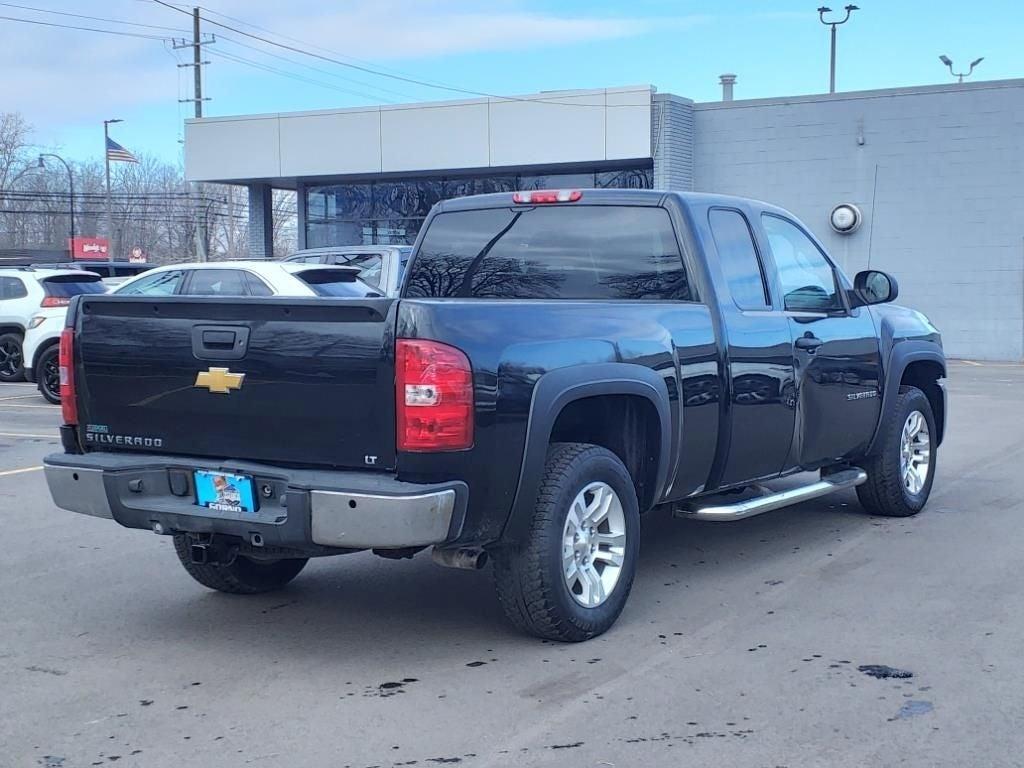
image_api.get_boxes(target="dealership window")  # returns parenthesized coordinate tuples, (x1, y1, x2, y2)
(305, 164, 654, 248)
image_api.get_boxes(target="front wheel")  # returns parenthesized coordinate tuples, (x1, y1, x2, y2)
(0, 333, 25, 382)
(492, 443, 640, 642)
(857, 386, 937, 517)
(172, 535, 308, 594)
(35, 345, 60, 404)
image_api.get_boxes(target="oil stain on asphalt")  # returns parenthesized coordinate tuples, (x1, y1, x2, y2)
(858, 664, 914, 679)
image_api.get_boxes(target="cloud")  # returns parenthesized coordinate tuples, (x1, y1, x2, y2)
(0, 0, 698, 153)
(204, 0, 698, 60)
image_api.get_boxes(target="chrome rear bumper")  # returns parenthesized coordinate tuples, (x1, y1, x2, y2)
(43, 453, 466, 551)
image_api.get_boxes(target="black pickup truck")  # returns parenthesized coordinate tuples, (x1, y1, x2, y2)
(44, 189, 946, 641)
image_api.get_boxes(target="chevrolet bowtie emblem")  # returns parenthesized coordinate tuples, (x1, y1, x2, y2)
(194, 367, 245, 394)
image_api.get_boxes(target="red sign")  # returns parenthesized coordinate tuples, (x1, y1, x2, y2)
(69, 237, 110, 261)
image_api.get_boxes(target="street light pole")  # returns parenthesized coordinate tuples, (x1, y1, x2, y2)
(939, 55, 984, 83)
(818, 5, 859, 94)
(103, 118, 123, 258)
(37, 153, 75, 252)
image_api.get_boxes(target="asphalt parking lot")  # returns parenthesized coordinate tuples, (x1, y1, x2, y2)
(2, 361, 1023, 768)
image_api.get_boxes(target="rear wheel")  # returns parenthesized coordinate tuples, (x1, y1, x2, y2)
(492, 443, 640, 642)
(857, 386, 936, 517)
(0, 333, 24, 382)
(172, 535, 308, 594)
(35, 345, 60, 404)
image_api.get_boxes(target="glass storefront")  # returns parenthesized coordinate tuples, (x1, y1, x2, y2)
(305, 164, 654, 248)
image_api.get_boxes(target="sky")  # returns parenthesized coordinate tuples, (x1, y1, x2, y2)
(2, 0, 1022, 166)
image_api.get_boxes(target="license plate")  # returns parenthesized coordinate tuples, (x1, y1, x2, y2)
(194, 470, 257, 514)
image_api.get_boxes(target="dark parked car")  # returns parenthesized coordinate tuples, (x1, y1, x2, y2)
(44, 189, 945, 641)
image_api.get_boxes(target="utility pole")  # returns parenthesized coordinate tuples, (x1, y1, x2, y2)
(192, 7, 203, 118)
(174, 7, 213, 259)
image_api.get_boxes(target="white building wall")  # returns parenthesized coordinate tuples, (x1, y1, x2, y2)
(184, 86, 654, 183)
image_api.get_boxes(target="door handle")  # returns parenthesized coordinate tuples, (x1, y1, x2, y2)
(795, 335, 823, 353)
(191, 325, 250, 361)
(201, 330, 236, 349)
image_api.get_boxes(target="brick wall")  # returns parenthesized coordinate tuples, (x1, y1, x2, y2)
(653, 94, 695, 191)
(692, 79, 1024, 361)
(247, 184, 274, 259)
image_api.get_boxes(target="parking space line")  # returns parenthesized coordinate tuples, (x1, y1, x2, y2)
(0, 403, 59, 409)
(0, 432, 59, 440)
(0, 394, 40, 401)
(0, 466, 43, 477)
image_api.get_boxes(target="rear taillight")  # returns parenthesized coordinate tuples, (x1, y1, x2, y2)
(41, 297, 70, 308)
(396, 339, 473, 452)
(59, 327, 77, 425)
(512, 189, 583, 204)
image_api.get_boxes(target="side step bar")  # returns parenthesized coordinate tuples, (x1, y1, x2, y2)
(675, 468, 867, 522)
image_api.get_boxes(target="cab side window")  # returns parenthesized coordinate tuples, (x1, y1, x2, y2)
(761, 214, 842, 313)
(708, 208, 770, 310)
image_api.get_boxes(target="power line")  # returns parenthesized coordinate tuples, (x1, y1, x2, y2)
(0, 12, 171, 39)
(217, 34, 414, 102)
(151, 1, 631, 108)
(0, 2, 190, 32)
(195, 2, 428, 83)
(208, 48, 395, 103)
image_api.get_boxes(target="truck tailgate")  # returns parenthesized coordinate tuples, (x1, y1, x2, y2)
(73, 296, 398, 470)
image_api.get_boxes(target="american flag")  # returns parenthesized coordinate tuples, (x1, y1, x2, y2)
(106, 137, 139, 163)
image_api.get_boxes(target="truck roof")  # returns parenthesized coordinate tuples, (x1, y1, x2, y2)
(434, 187, 791, 216)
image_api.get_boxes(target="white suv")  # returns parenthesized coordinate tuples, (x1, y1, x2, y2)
(0, 268, 106, 385)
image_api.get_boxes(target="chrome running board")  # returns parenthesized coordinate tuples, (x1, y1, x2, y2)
(675, 468, 867, 522)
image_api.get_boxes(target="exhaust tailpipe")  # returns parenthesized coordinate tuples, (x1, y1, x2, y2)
(431, 547, 488, 570)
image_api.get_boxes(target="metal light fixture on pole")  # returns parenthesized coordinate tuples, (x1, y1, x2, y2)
(818, 5, 859, 94)
(37, 153, 75, 252)
(103, 118, 123, 257)
(939, 55, 984, 83)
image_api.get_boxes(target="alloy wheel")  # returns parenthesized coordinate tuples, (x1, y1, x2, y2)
(900, 410, 931, 495)
(0, 339, 22, 377)
(561, 481, 627, 608)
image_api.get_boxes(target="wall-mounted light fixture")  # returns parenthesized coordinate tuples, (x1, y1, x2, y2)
(830, 203, 862, 233)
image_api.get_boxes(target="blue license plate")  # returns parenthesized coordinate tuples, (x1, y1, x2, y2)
(194, 470, 257, 514)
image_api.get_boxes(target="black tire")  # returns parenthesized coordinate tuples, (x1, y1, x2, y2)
(0, 332, 25, 382)
(35, 344, 60, 404)
(492, 443, 641, 642)
(172, 535, 308, 594)
(857, 386, 936, 517)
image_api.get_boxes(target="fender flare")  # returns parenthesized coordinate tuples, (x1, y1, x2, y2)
(866, 341, 946, 455)
(501, 363, 673, 543)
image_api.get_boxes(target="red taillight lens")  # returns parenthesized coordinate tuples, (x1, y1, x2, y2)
(59, 327, 77, 425)
(512, 189, 583, 204)
(396, 339, 473, 452)
(41, 297, 70, 308)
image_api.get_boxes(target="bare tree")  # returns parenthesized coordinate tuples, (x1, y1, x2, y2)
(0, 112, 32, 192)
(0, 111, 299, 262)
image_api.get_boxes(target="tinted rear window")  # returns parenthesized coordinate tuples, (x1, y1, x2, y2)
(41, 274, 106, 297)
(405, 206, 692, 301)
